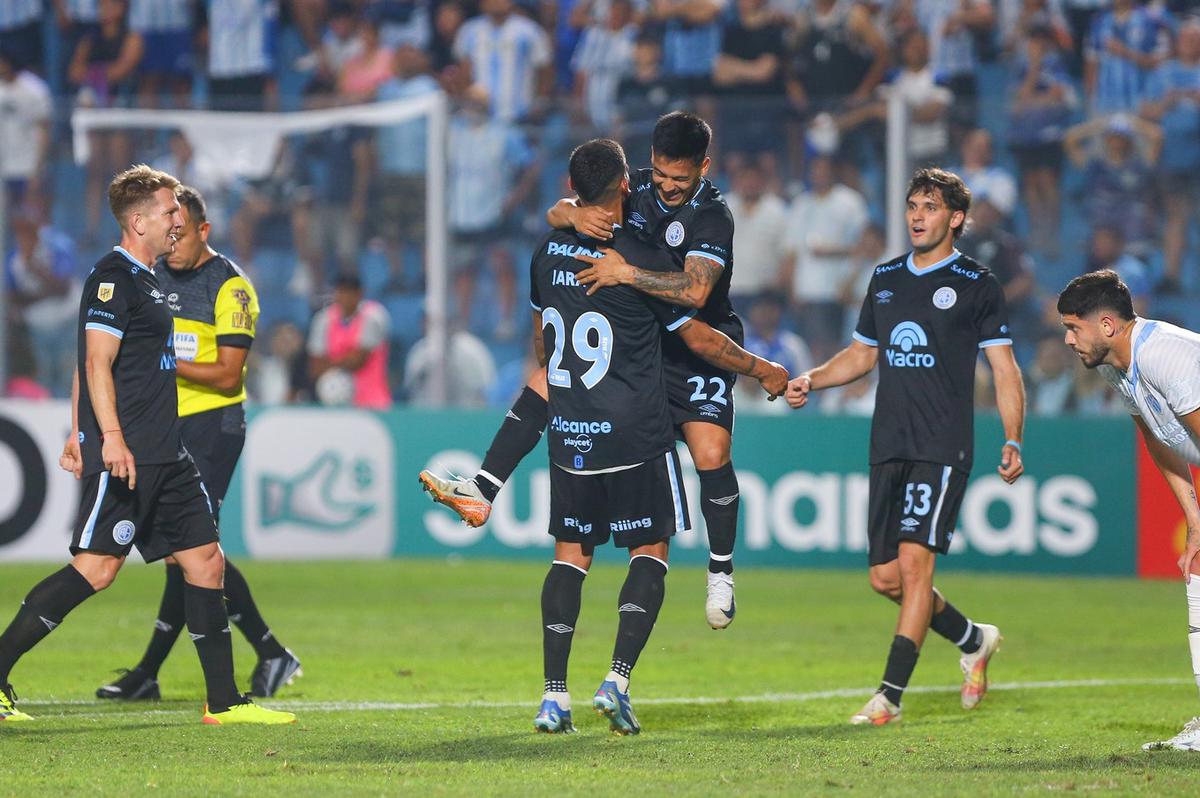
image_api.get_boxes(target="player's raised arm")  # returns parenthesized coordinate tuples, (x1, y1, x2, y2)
(984, 344, 1026, 483)
(575, 248, 722, 309)
(786, 340, 879, 409)
(546, 197, 614, 239)
(674, 318, 788, 397)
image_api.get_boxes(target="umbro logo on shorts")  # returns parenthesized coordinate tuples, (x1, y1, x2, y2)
(546, 624, 574, 634)
(618, 603, 646, 613)
(699, 403, 720, 415)
(901, 518, 920, 529)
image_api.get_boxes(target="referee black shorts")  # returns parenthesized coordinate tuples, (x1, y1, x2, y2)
(548, 450, 691, 549)
(71, 454, 220, 564)
(867, 460, 969, 566)
(180, 404, 246, 522)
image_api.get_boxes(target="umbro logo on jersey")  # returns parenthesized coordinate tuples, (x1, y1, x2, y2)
(618, 603, 646, 613)
(900, 518, 920, 529)
(628, 212, 647, 229)
(875, 290, 893, 303)
(39, 616, 58, 631)
(546, 624, 574, 634)
(709, 494, 739, 506)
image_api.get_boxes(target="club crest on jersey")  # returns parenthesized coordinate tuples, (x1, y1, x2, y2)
(933, 287, 957, 310)
(886, 321, 936, 368)
(97, 282, 115, 302)
(113, 520, 136, 545)
(665, 221, 685, 248)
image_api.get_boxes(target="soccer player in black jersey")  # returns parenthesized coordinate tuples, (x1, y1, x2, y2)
(421, 112, 748, 630)
(529, 139, 787, 735)
(0, 166, 293, 725)
(786, 168, 1027, 726)
(96, 186, 301, 703)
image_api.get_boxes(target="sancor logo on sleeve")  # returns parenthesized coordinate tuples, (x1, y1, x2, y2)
(97, 283, 115, 302)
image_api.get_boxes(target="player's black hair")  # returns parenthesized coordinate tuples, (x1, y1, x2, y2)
(334, 273, 363, 292)
(1057, 269, 1135, 321)
(568, 138, 628, 205)
(652, 111, 711, 166)
(175, 185, 208, 225)
(906, 167, 971, 239)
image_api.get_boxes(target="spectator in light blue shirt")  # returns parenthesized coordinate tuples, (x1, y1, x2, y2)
(1084, 0, 1170, 115)
(453, 0, 552, 121)
(653, 0, 728, 93)
(1139, 19, 1200, 294)
(130, 0, 196, 106)
(206, 0, 278, 111)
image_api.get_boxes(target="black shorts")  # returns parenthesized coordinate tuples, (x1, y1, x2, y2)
(548, 450, 690, 549)
(71, 455, 219, 563)
(867, 460, 969, 566)
(180, 404, 246, 522)
(663, 347, 736, 433)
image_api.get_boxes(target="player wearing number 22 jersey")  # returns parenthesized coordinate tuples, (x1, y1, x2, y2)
(526, 139, 787, 736)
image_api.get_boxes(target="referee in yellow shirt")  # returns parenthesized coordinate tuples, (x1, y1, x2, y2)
(96, 186, 302, 700)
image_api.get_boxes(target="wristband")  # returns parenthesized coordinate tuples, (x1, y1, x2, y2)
(1004, 439, 1022, 452)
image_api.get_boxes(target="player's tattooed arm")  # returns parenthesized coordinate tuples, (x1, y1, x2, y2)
(575, 251, 722, 309)
(676, 319, 788, 397)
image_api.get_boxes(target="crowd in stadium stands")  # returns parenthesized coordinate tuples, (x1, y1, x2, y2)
(4, 0, 1200, 413)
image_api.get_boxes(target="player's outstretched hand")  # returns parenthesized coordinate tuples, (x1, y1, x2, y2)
(575, 247, 633, 296)
(785, 374, 813, 409)
(569, 205, 615, 240)
(59, 435, 83, 479)
(102, 431, 138, 489)
(756, 360, 789, 399)
(997, 442, 1023, 484)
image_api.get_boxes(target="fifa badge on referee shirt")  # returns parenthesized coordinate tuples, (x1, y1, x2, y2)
(98, 283, 115, 302)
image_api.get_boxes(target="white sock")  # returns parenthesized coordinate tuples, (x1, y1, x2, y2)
(605, 670, 630, 693)
(543, 690, 571, 710)
(1188, 579, 1200, 699)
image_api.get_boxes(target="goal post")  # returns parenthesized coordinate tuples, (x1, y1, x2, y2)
(72, 92, 452, 403)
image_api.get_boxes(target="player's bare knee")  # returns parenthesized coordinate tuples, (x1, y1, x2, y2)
(177, 545, 226, 588)
(688, 444, 730, 471)
(869, 570, 902, 601)
(71, 554, 122, 591)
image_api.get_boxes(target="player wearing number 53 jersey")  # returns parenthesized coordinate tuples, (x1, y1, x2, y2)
(528, 139, 787, 736)
(1057, 270, 1200, 752)
(786, 169, 1026, 726)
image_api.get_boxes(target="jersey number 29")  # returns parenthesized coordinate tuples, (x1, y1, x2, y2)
(543, 308, 613, 389)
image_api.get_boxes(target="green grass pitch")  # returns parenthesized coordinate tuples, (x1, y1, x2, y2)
(0, 559, 1197, 796)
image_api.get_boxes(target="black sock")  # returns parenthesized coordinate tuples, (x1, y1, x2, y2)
(929, 598, 983, 654)
(542, 561, 586, 693)
(135, 563, 186, 678)
(476, 386, 548, 501)
(223, 561, 287, 660)
(879, 635, 920, 706)
(611, 556, 668, 680)
(0, 565, 96, 684)
(698, 462, 739, 574)
(184, 583, 241, 711)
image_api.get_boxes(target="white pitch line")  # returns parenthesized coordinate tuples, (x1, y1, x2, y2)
(19, 678, 1191, 720)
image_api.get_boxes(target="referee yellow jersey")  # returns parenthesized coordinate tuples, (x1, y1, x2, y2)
(156, 254, 260, 418)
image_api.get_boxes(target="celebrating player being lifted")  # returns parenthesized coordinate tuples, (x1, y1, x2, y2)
(786, 168, 1026, 726)
(528, 139, 787, 735)
(96, 185, 301, 703)
(1057, 270, 1200, 752)
(422, 112, 748, 629)
(0, 165, 293, 725)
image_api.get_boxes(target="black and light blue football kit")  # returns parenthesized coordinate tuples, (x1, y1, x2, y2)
(854, 249, 1012, 564)
(530, 226, 692, 549)
(625, 169, 741, 432)
(72, 247, 218, 563)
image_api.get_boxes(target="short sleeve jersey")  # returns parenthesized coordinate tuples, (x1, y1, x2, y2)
(530, 226, 696, 471)
(854, 249, 1012, 471)
(624, 168, 742, 343)
(156, 253, 260, 418)
(77, 249, 184, 476)
(1099, 318, 1200, 465)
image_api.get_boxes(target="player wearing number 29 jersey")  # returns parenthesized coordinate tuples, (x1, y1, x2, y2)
(531, 226, 692, 474)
